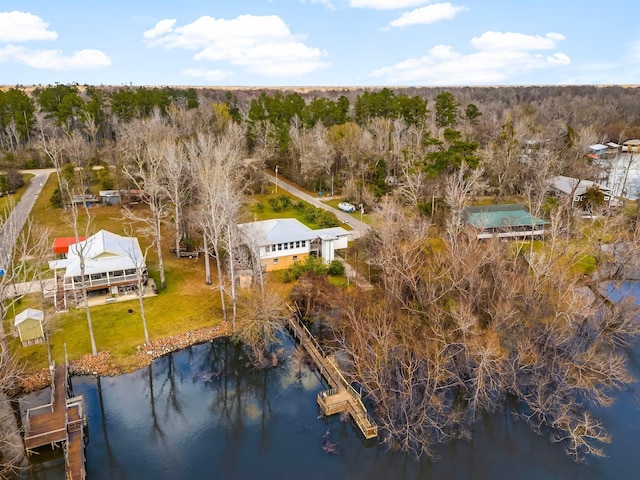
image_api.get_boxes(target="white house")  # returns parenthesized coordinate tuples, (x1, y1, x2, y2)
(551, 175, 616, 207)
(48, 230, 147, 309)
(237, 218, 350, 271)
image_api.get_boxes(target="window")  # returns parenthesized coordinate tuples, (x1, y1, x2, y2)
(292, 255, 298, 261)
(290, 242, 294, 249)
(272, 245, 277, 252)
(273, 258, 279, 265)
(295, 241, 300, 248)
(277, 244, 282, 251)
(284, 243, 288, 250)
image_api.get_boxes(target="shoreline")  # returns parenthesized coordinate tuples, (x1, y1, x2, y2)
(17, 321, 232, 395)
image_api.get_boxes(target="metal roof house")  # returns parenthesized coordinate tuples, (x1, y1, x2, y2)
(48, 230, 147, 310)
(237, 218, 350, 271)
(551, 175, 615, 207)
(463, 204, 547, 240)
(14, 308, 45, 347)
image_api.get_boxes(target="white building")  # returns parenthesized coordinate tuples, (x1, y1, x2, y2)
(237, 218, 350, 271)
(48, 230, 147, 309)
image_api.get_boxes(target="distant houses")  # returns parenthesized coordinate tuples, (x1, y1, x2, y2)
(463, 204, 547, 240)
(237, 218, 350, 271)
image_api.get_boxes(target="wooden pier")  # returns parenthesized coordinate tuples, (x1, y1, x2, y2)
(24, 361, 87, 479)
(286, 310, 377, 439)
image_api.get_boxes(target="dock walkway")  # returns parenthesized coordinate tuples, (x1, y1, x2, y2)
(286, 310, 377, 439)
(24, 361, 87, 479)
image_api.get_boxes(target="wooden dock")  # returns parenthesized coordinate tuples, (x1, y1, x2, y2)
(286, 312, 377, 439)
(24, 362, 87, 479)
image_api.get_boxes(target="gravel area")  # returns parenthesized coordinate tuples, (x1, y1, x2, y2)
(18, 322, 232, 394)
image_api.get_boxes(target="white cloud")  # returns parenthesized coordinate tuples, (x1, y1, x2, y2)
(0, 11, 57, 43)
(390, 3, 467, 27)
(471, 31, 565, 52)
(348, 0, 431, 9)
(143, 19, 176, 39)
(145, 14, 329, 77)
(370, 32, 570, 85)
(183, 68, 232, 82)
(0, 45, 111, 69)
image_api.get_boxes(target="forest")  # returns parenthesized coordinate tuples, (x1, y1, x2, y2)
(2, 83, 640, 474)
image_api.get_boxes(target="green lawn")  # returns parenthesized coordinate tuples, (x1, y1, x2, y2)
(245, 192, 346, 230)
(6, 174, 357, 373)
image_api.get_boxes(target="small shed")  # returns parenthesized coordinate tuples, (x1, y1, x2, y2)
(14, 308, 45, 347)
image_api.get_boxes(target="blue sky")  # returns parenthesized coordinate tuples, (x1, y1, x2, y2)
(1, 0, 639, 87)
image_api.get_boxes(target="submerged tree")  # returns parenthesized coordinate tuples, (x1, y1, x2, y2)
(333, 199, 640, 461)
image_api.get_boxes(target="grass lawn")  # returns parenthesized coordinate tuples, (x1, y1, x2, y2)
(6, 173, 359, 374)
(244, 192, 346, 230)
(4, 173, 226, 373)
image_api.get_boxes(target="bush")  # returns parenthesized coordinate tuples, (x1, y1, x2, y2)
(256, 201, 265, 213)
(268, 197, 284, 212)
(327, 259, 345, 276)
(50, 187, 63, 208)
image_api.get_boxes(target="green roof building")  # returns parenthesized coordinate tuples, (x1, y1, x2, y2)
(463, 204, 547, 239)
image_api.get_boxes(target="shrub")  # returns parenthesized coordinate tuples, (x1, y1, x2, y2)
(268, 197, 284, 212)
(327, 259, 345, 276)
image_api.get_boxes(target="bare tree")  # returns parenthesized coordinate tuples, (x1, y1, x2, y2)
(122, 121, 172, 289)
(41, 130, 98, 355)
(189, 126, 245, 326)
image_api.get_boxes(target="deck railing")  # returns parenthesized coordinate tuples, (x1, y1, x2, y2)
(64, 272, 140, 290)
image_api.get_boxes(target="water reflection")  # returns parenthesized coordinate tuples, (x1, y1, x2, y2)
(21, 328, 640, 480)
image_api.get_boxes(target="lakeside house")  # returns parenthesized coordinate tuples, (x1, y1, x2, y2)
(237, 218, 350, 271)
(48, 230, 147, 310)
(550, 175, 617, 208)
(463, 204, 547, 240)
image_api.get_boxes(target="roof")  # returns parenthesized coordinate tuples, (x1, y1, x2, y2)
(551, 175, 612, 196)
(464, 204, 547, 229)
(52, 236, 86, 255)
(314, 227, 351, 239)
(589, 144, 608, 151)
(63, 230, 144, 277)
(15, 308, 44, 326)
(237, 219, 349, 246)
(623, 139, 640, 146)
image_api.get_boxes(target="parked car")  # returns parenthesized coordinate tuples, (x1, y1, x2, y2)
(338, 202, 356, 213)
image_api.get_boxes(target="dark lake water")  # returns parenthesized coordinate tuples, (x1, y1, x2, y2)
(19, 284, 640, 480)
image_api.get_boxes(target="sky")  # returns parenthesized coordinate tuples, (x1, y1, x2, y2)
(1, 0, 639, 87)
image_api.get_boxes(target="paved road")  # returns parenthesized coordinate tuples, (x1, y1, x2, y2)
(0, 168, 55, 271)
(264, 171, 371, 239)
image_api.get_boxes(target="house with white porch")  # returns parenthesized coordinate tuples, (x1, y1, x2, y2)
(237, 218, 350, 271)
(48, 230, 147, 309)
(551, 175, 617, 207)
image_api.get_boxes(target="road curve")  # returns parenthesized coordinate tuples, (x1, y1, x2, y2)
(263, 171, 371, 239)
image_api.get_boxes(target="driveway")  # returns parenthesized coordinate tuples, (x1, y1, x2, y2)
(0, 168, 54, 273)
(264, 171, 371, 239)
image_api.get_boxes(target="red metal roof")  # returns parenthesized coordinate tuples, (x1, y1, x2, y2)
(52, 237, 86, 255)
